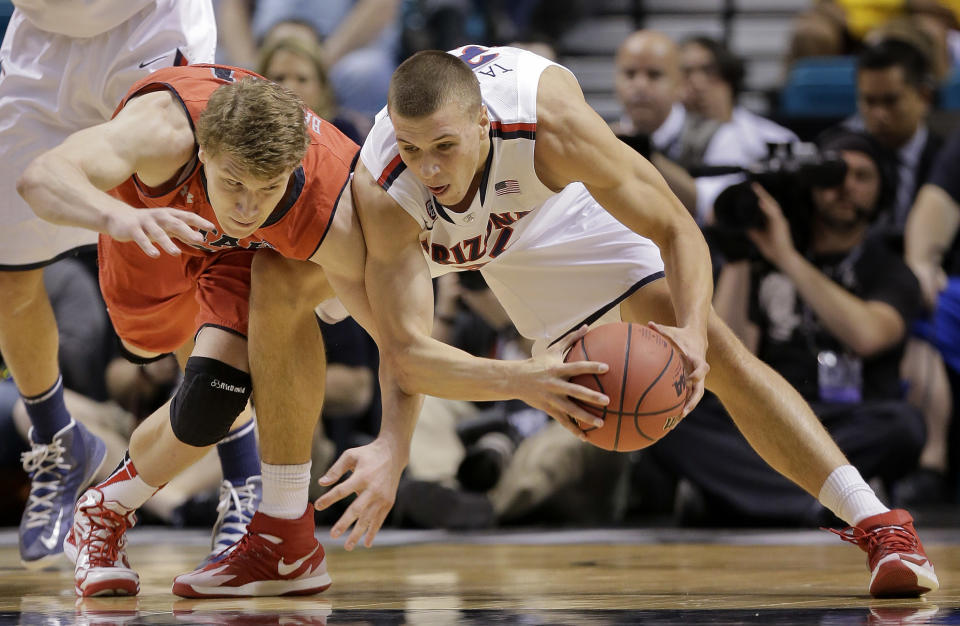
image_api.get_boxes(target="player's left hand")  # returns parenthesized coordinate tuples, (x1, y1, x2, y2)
(314, 438, 406, 550)
(646, 321, 708, 416)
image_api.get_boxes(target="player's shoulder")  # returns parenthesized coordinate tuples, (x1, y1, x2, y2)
(362, 107, 402, 169)
(305, 112, 360, 167)
(118, 89, 190, 133)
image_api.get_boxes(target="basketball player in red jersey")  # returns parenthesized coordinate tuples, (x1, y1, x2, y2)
(254, 46, 938, 598)
(16, 64, 372, 598)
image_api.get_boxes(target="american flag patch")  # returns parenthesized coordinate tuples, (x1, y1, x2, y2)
(494, 179, 520, 195)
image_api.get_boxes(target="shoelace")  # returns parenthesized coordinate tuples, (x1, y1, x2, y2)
(78, 504, 134, 567)
(212, 480, 259, 549)
(207, 525, 277, 567)
(829, 524, 919, 557)
(20, 440, 69, 528)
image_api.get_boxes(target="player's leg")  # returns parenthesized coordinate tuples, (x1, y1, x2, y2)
(172, 252, 333, 598)
(68, 328, 253, 597)
(163, 335, 263, 567)
(0, 12, 110, 568)
(625, 280, 846, 491)
(0, 268, 107, 569)
(621, 279, 938, 597)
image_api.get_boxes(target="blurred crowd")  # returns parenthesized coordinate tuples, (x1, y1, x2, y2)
(3, 0, 959, 532)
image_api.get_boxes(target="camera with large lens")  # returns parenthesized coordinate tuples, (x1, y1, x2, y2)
(705, 142, 847, 261)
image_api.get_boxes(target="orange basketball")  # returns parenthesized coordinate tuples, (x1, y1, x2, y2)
(564, 322, 688, 451)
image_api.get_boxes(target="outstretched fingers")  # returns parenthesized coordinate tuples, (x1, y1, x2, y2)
(314, 452, 357, 510)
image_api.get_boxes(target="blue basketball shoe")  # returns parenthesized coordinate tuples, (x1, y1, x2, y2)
(200, 475, 262, 567)
(19, 419, 107, 568)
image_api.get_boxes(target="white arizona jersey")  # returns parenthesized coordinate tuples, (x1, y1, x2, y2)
(13, 0, 155, 37)
(362, 45, 565, 272)
(361, 45, 665, 343)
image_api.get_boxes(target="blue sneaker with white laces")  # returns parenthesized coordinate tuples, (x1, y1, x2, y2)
(19, 419, 107, 569)
(200, 475, 262, 567)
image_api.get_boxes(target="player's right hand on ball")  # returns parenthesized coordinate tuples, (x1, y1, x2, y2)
(105, 207, 215, 257)
(521, 325, 609, 441)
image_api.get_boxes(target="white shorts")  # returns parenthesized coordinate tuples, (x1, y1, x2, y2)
(478, 183, 666, 346)
(0, 0, 216, 268)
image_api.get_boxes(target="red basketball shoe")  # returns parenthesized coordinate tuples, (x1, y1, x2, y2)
(829, 509, 939, 597)
(172, 505, 331, 598)
(65, 488, 140, 597)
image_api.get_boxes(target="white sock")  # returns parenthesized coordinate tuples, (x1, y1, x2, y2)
(818, 464, 889, 525)
(97, 453, 160, 510)
(260, 461, 311, 519)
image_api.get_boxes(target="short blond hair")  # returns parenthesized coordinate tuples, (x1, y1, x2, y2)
(196, 78, 309, 180)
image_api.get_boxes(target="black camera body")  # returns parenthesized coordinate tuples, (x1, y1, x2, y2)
(706, 142, 847, 261)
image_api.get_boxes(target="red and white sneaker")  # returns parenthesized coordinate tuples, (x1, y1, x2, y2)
(829, 509, 939, 597)
(172, 505, 331, 598)
(65, 488, 139, 597)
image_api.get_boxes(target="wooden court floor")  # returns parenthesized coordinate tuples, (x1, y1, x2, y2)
(0, 526, 957, 624)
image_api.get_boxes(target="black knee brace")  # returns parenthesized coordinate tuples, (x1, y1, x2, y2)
(170, 356, 252, 447)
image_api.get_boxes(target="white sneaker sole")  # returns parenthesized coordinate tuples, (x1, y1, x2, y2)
(173, 572, 332, 598)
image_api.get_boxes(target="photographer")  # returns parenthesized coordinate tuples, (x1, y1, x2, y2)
(650, 131, 926, 525)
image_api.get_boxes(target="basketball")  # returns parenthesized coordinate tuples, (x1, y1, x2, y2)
(564, 322, 688, 451)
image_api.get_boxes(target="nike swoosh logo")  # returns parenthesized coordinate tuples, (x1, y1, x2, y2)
(138, 54, 168, 69)
(40, 509, 64, 551)
(900, 554, 930, 566)
(277, 544, 319, 576)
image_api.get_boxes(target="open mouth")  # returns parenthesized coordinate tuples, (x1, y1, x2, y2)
(427, 184, 449, 196)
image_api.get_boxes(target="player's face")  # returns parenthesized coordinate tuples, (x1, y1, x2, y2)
(392, 100, 488, 205)
(812, 150, 880, 228)
(857, 66, 929, 149)
(615, 39, 681, 134)
(199, 150, 293, 238)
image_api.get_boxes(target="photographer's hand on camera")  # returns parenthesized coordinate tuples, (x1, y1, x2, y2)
(746, 183, 800, 268)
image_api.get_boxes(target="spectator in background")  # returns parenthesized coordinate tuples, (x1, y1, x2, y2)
(614, 31, 797, 226)
(786, 2, 850, 73)
(678, 36, 798, 225)
(654, 131, 926, 526)
(216, 0, 402, 117)
(611, 30, 700, 216)
(785, 1, 960, 79)
(904, 126, 960, 503)
(258, 34, 367, 143)
(841, 38, 941, 227)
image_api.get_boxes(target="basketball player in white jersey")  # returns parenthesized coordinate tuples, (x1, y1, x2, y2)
(290, 45, 936, 598)
(0, 0, 262, 570)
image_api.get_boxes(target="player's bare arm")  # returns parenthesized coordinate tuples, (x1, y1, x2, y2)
(16, 90, 214, 257)
(353, 160, 609, 433)
(533, 65, 711, 413)
(307, 184, 421, 550)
